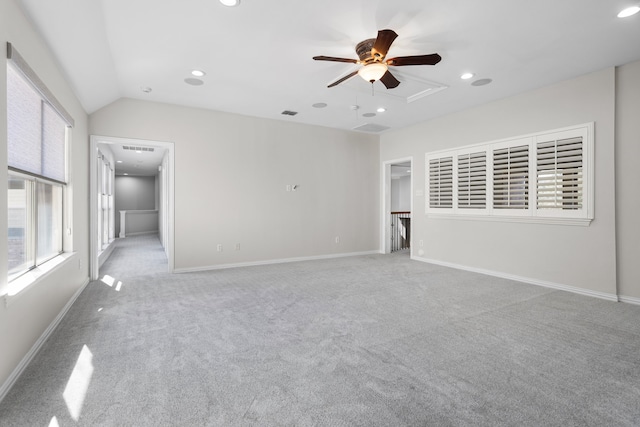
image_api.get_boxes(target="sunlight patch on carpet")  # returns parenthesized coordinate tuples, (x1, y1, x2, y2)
(62, 345, 94, 421)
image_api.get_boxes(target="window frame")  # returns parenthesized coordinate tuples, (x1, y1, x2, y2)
(8, 171, 65, 283)
(425, 123, 594, 226)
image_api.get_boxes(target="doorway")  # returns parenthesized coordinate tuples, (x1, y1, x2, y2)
(89, 135, 175, 280)
(381, 157, 413, 255)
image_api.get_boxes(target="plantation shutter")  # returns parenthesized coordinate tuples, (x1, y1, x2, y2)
(429, 157, 453, 208)
(493, 145, 529, 209)
(458, 152, 486, 208)
(536, 137, 583, 210)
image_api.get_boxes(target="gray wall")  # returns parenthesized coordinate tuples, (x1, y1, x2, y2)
(381, 67, 618, 297)
(89, 98, 380, 271)
(0, 0, 90, 392)
(115, 175, 157, 235)
(615, 60, 640, 300)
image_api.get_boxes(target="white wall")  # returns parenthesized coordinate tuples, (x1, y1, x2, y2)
(381, 67, 617, 297)
(615, 60, 640, 301)
(114, 175, 157, 235)
(391, 176, 411, 212)
(0, 0, 89, 392)
(89, 98, 380, 271)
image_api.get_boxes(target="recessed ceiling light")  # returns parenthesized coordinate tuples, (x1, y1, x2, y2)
(123, 173, 129, 176)
(219, 0, 240, 6)
(191, 69, 206, 77)
(377, 107, 386, 113)
(116, 160, 122, 163)
(362, 112, 376, 118)
(136, 150, 142, 154)
(461, 72, 474, 80)
(141, 86, 152, 93)
(312, 102, 327, 108)
(618, 6, 640, 17)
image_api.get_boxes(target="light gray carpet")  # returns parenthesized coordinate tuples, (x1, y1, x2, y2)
(1, 235, 640, 426)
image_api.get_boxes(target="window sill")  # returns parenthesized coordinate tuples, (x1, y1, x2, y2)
(5, 252, 77, 307)
(426, 213, 593, 226)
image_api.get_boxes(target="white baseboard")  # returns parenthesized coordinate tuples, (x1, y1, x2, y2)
(0, 278, 90, 404)
(98, 241, 116, 268)
(122, 231, 159, 237)
(412, 256, 619, 302)
(174, 250, 380, 273)
(618, 295, 640, 305)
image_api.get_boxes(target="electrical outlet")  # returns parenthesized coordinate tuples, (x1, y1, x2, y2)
(286, 184, 291, 192)
(335, 236, 340, 244)
(217, 244, 223, 252)
(419, 239, 424, 247)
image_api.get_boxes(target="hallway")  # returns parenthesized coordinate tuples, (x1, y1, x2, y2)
(99, 235, 168, 279)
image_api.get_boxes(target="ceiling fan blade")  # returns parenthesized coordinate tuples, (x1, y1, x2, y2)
(380, 70, 401, 89)
(327, 70, 359, 88)
(313, 55, 359, 64)
(387, 53, 442, 66)
(372, 29, 398, 60)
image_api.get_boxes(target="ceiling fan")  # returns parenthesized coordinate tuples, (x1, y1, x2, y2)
(313, 29, 441, 89)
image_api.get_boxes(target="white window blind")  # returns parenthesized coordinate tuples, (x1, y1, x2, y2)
(493, 145, 529, 209)
(429, 157, 453, 208)
(7, 64, 68, 183)
(458, 152, 486, 209)
(536, 137, 583, 210)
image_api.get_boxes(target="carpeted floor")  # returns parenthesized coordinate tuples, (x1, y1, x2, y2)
(1, 235, 639, 426)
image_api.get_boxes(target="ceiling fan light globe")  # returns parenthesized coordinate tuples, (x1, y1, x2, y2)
(358, 63, 388, 83)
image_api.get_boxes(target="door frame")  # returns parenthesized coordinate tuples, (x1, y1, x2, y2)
(89, 135, 175, 280)
(381, 156, 413, 254)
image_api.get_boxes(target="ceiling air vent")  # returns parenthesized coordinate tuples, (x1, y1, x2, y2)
(123, 146, 155, 152)
(281, 110, 298, 116)
(353, 123, 390, 133)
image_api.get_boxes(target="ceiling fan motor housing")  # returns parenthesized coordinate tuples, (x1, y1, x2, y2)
(356, 39, 377, 63)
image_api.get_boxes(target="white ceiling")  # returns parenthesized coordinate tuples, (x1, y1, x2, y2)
(97, 142, 166, 176)
(17, 0, 640, 134)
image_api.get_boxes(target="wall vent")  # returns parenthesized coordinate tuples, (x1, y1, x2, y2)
(281, 110, 298, 116)
(123, 146, 155, 152)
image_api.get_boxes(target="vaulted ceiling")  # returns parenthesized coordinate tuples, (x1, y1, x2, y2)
(18, 0, 640, 133)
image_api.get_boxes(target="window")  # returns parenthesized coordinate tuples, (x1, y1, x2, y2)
(425, 123, 593, 225)
(7, 43, 73, 282)
(458, 152, 486, 209)
(536, 136, 583, 210)
(493, 145, 529, 209)
(97, 151, 114, 252)
(428, 156, 453, 208)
